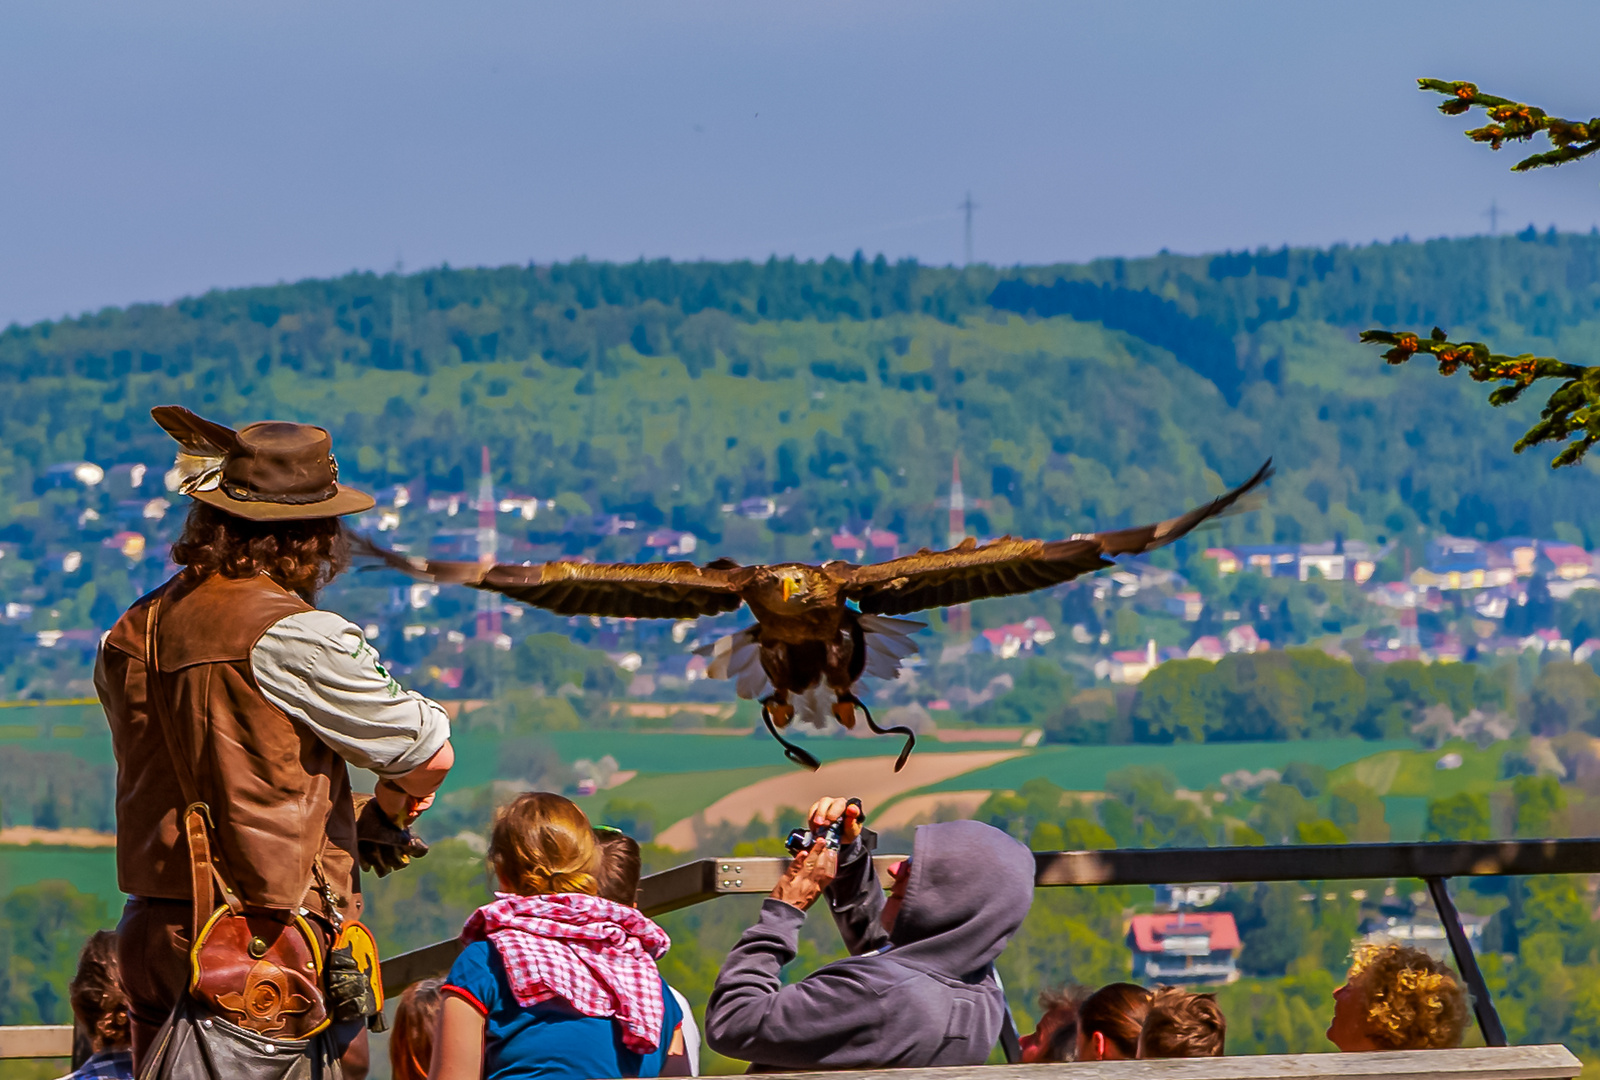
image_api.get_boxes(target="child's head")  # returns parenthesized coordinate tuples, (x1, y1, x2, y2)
(1329, 943, 1467, 1052)
(1076, 982, 1151, 1061)
(489, 792, 600, 896)
(1022, 985, 1087, 1063)
(70, 930, 130, 1054)
(389, 978, 444, 1080)
(593, 826, 642, 907)
(1138, 986, 1225, 1058)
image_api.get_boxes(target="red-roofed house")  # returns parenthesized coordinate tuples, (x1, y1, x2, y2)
(1225, 624, 1264, 654)
(867, 529, 901, 557)
(1127, 912, 1242, 985)
(975, 617, 1057, 659)
(831, 531, 867, 557)
(644, 529, 698, 556)
(1095, 640, 1157, 684)
(1542, 543, 1593, 581)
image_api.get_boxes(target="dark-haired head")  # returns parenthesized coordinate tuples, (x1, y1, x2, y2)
(171, 501, 348, 603)
(71, 930, 130, 1055)
(594, 827, 643, 907)
(1077, 982, 1151, 1061)
(1022, 985, 1088, 1063)
(1139, 986, 1226, 1058)
(390, 978, 444, 1080)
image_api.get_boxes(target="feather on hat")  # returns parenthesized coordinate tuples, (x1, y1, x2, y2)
(152, 406, 239, 496)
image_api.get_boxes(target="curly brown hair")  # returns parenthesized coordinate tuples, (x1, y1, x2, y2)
(170, 501, 349, 602)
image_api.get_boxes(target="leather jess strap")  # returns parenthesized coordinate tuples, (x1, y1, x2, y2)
(143, 589, 243, 941)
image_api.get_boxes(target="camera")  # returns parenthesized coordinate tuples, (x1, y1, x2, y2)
(785, 798, 863, 857)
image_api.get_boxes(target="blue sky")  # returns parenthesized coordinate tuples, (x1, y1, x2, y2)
(3, 1, 1600, 327)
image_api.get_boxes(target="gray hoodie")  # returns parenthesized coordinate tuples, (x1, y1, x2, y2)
(705, 819, 1035, 1070)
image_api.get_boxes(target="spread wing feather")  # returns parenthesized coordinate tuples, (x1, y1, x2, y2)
(353, 536, 748, 620)
(843, 460, 1272, 616)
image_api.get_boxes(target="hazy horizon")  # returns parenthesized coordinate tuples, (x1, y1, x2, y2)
(6, 1, 1600, 328)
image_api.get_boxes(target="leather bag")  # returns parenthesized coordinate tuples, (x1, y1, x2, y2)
(137, 588, 340, 1079)
(139, 996, 340, 1080)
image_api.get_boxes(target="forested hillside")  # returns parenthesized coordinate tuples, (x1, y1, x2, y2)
(8, 232, 1600, 564)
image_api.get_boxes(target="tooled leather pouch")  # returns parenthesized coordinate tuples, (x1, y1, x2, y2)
(190, 904, 330, 1039)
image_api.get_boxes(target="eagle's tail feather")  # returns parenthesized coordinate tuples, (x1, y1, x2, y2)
(857, 614, 925, 681)
(793, 682, 834, 730)
(700, 627, 773, 700)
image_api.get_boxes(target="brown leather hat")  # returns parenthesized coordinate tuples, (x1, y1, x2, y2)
(151, 406, 375, 521)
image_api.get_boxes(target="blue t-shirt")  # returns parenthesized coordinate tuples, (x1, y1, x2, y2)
(444, 939, 683, 1080)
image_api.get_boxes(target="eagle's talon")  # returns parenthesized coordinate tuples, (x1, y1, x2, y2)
(762, 699, 820, 771)
(832, 700, 858, 729)
(767, 701, 794, 728)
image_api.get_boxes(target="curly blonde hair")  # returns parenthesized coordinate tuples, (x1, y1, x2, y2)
(1348, 943, 1468, 1050)
(489, 792, 600, 897)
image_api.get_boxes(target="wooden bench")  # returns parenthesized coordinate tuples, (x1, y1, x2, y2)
(762, 1046, 1583, 1080)
(0, 1027, 1580, 1078)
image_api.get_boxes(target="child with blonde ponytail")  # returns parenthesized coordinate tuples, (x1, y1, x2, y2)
(433, 793, 688, 1080)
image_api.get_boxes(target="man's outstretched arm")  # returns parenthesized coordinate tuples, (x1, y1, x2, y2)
(251, 609, 454, 871)
(251, 609, 454, 789)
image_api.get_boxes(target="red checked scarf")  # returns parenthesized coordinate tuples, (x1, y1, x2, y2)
(462, 892, 672, 1052)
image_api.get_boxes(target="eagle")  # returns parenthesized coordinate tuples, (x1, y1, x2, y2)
(359, 460, 1271, 771)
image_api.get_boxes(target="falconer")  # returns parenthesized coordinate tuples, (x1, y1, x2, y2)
(97, 407, 455, 1077)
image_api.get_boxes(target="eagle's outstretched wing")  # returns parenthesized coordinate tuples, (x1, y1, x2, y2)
(840, 459, 1273, 616)
(354, 536, 750, 620)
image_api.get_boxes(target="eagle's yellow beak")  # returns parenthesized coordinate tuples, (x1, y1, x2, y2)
(782, 577, 800, 602)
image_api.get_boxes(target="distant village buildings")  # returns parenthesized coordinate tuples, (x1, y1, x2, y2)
(18, 444, 1600, 706)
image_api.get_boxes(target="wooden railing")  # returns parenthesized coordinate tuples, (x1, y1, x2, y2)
(8, 838, 1600, 1062)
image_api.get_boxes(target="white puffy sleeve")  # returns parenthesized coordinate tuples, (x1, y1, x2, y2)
(250, 609, 451, 777)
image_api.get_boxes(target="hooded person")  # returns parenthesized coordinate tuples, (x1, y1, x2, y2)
(705, 799, 1034, 1070)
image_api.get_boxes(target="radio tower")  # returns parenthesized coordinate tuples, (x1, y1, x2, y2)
(946, 456, 971, 635)
(959, 191, 978, 267)
(475, 445, 502, 640)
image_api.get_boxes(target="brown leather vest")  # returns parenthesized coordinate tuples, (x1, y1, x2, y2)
(97, 571, 361, 925)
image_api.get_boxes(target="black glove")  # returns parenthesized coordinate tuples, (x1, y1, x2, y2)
(354, 793, 430, 877)
(325, 941, 381, 1025)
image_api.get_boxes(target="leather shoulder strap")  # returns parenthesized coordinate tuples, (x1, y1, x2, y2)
(144, 587, 242, 940)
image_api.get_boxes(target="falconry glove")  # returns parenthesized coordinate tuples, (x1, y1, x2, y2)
(354, 792, 430, 877)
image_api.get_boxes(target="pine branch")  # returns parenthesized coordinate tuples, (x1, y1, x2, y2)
(1419, 78, 1600, 171)
(1361, 82, 1600, 465)
(1360, 328, 1600, 467)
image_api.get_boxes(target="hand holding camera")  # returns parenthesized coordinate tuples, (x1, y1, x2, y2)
(772, 796, 863, 912)
(785, 796, 864, 856)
